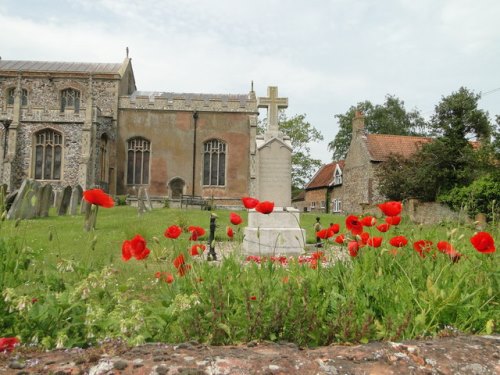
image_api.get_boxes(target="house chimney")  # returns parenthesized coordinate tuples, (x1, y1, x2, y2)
(352, 111, 365, 137)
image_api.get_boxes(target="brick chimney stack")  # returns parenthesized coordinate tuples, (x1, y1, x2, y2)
(352, 111, 365, 137)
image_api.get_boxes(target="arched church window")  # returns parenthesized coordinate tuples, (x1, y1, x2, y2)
(203, 139, 226, 186)
(127, 137, 150, 185)
(34, 129, 62, 180)
(61, 88, 80, 112)
(7, 88, 28, 106)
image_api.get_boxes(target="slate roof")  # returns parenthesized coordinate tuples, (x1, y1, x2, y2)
(131, 91, 249, 101)
(365, 134, 432, 162)
(306, 161, 344, 189)
(0, 60, 123, 75)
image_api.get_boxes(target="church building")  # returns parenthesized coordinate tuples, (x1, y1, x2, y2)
(0, 56, 259, 206)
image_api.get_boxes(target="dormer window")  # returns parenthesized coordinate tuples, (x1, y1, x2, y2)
(334, 169, 342, 185)
(61, 88, 80, 112)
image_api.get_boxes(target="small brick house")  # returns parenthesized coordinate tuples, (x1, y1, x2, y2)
(304, 160, 344, 213)
(341, 112, 432, 213)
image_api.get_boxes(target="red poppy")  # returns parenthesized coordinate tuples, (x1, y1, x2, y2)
(83, 188, 114, 208)
(255, 201, 274, 214)
(155, 271, 162, 279)
(470, 232, 496, 254)
(376, 223, 391, 233)
(316, 229, 331, 239)
(389, 235, 408, 247)
(360, 232, 370, 245)
(346, 215, 363, 235)
(230, 212, 243, 225)
(437, 241, 462, 261)
(173, 254, 185, 269)
(335, 234, 345, 244)
(122, 240, 132, 261)
(378, 201, 402, 217)
(242, 196, 259, 209)
(190, 244, 206, 256)
(130, 235, 150, 260)
(0, 337, 20, 353)
(385, 216, 401, 225)
(361, 216, 376, 227)
(249, 296, 257, 300)
(164, 225, 182, 239)
(165, 273, 174, 284)
(367, 236, 383, 248)
(188, 226, 206, 241)
(227, 226, 234, 238)
(348, 241, 360, 257)
(311, 251, 324, 260)
(329, 223, 340, 234)
(413, 240, 433, 258)
(178, 264, 191, 276)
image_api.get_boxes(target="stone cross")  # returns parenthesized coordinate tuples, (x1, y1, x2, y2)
(258, 86, 288, 133)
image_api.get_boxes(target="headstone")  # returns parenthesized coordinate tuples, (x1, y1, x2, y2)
(137, 187, 147, 215)
(7, 179, 41, 220)
(38, 184, 53, 217)
(69, 185, 83, 215)
(57, 186, 72, 216)
(243, 86, 305, 256)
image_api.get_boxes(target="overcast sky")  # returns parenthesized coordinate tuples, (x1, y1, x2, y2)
(1, 0, 499, 163)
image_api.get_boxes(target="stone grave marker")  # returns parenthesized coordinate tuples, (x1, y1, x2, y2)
(38, 184, 53, 217)
(7, 179, 41, 220)
(69, 185, 83, 215)
(57, 186, 72, 216)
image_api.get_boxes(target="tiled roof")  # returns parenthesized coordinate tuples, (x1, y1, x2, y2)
(0, 60, 122, 75)
(131, 91, 249, 102)
(306, 161, 344, 189)
(366, 134, 432, 161)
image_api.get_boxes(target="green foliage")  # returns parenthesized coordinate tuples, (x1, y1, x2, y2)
(438, 175, 500, 222)
(329, 95, 428, 160)
(259, 113, 323, 189)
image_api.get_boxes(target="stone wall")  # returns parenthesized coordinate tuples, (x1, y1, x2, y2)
(305, 188, 328, 212)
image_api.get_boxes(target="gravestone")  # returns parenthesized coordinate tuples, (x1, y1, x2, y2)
(7, 179, 41, 220)
(243, 86, 305, 256)
(57, 186, 72, 216)
(38, 184, 53, 217)
(69, 185, 83, 215)
(137, 187, 152, 214)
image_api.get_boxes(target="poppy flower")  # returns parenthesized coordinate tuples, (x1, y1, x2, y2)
(83, 188, 114, 208)
(190, 244, 206, 256)
(316, 229, 331, 239)
(188, 226, 206, 240)
(329, 223, 340, 234)
(378, 201, 402, 217)
(360, 232, 370, 245)
(367, 236, 383, 248)
(173, 254, 185, 269)
(389, 235, 408, 247)
(242, 197, 259, 209)
(385, 216, 401, 225)
(122, 235, 150, 261)
(230, 212, 243, 225)
(164, 225, 182, 239)
(346, 215, 363, 235)
(335, 234, 345, 244)
(361, 216, 376, 227)
(348, 241, 360, 257)
(311, 251, 324, 260)
(165, 273, 174, 284)
(437, 241, 462, 262)
(122, 240, 133, 261)
(227, 227, 234, 238)
(155, 271, 162, 279)
(376, 223, 391, 233)
(249, 296, 257, 300)
(255, 201, 274, 214)
(0, 337, 20, 353)
(413, 240, 433, 258)
(470, 232, 496, 254)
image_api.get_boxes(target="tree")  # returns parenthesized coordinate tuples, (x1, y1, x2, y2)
(258, 113, 323, 189)
(328, 95, 428, 160)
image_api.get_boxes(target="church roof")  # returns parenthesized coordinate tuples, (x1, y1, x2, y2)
(131, 91, 250, 102)
(306, 161, 344, 190)
(365, 134, 432, 161)
(0, 60, 123, 75)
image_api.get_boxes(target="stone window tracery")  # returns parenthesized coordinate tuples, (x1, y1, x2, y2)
(203, 139, 226, 186)
(7, 88, 28, 106)
(61, 88, 80, 112)
(34, 129, 62, 180)
(127, 137, 150, 185)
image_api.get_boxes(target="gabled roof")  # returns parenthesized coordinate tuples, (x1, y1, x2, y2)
(0, 60, 123, 75)
(365, 134, 432, 162)
(306, 161, 344, 189)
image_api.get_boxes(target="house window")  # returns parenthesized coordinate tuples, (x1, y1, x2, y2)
(203, 139, 226, 186)
(61, 88, 80, 112)
(320, 200, 326, 209)
(311, 201, 316, 209)
(334, 169, 342, 185)
(332, 199, 342, 213)
(7, 88, 28, 106)
(127, 137, 150, 185)
(34, 129, 62, 180)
